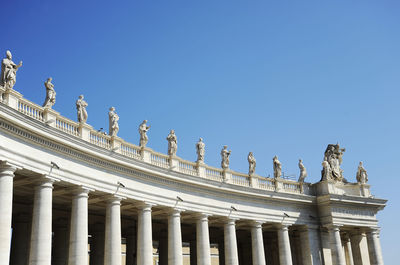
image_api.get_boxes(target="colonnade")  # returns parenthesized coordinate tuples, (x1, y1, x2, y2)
(0, 162, 384, 265)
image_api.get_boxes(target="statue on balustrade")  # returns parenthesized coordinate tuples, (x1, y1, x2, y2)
(273, 155, 282, 179)
(1, 50, 22, 90)
(221, 145, 231, 170)
(298, 159, 307, 182)
(356, 161, 368, 184)
(139, 120, 151, 147)
(76, 95, 88, 123)
(323, 143, 346, 182)
(167, 130, 177, 156)
(248, 152, 256, 176)
(196, 138, 205, 163)
(42, 78, 56, 108)
(108, 107, 119, 137)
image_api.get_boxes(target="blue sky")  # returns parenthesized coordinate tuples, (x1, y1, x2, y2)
(2, 0, 400, 262)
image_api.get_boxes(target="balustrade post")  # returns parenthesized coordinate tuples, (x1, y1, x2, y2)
(197, 162, 206, 178)
(2, 88, 22, 110)
(141, 147, 152, 163)
(169, 156, 180, 172)
(274, 178, 283, 192)
(223, 170, 232, 183)
(43, 108, 59, 127)
(250, 176, 258, 188)
(110, 136, 122, 154)
(78, 123, 93, 142)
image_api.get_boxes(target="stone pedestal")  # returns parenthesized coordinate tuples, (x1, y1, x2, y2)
(168, 208, 183, 265)
(3, 89, 22, 110)
(0, 162, 17, 265)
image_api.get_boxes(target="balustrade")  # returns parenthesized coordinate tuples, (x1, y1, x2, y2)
(17, 98, 44, 122)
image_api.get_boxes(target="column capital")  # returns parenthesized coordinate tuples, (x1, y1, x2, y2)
(0, 160, 20, 173)
(167, 207, 184, 216)
(367, 227, 381, 235)
(325, 224, 343, 232)
(72, 185, 94, 196)
(136, 201, 154, 211)
(194, 212, 211, 220)
(250, 220, 264, 228)
(275, 223, 291, 230)
(106, 194, 124, 204)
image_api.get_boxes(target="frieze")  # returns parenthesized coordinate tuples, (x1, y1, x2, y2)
(331, 207, 375, 217)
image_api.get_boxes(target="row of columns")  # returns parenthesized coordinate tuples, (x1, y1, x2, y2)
(0, 162, 384, 265)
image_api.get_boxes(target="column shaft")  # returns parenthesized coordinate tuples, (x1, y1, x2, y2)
(367, 229, 384, 265)
(277, 225, 293, 265)
(137, 203, 153, 265)
(104, 197, 122, 265)
(329, 226, 346, 265)
(196, 214, 211, 265)
(351, 232, 371, 265)
(299, 227, 323, 265)
(0, 163, 17, 265)
(168, 209, 183, 265)
(224, 219, 239, 265)
(251, 222, 266, 265)
(68, 188, 89, 265)
(28, 178, 54, 265)
(343, 236, 355, 265)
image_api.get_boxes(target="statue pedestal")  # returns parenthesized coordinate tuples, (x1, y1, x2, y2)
(110, 136, 123, 154)
(222, 169, 232, 183)
(249, 174, 258, 188)
(78, 123, 93, 141)
(196, 162, 206, 178)
(3, 88, 22, 110)
(169, 155, 180, 172)
(140, 147, 152, 163)
(315, 180, 337, 196)
(43, 108, 59, 127)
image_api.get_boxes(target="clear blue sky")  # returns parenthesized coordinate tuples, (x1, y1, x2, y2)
(2, 0, 399, 262)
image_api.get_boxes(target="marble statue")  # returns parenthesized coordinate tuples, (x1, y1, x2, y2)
(248, 152, 256, 176)
(76, 95, 88, 123)
(298, 159, 307, 182)
(196, 138, 205, 163)
(221, 146, 231, 170)
(108, 107, 119, 137)
(166, 130, 177, 156)
(273, 156, 282, 179)
(42, 78, 56, 108)
(356, 161, 368, 184)
(0, 50, 22, 90)
(139, 120, 151, 147)
(321, 160, 332, 181)
(323, 144, 346, 182)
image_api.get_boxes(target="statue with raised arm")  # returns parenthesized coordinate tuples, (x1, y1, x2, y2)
(298, 159, 307, 182)
(248, 152, 256, 176)
(108, 107, 119, 137)
(196, 138, 205, 163)
(1, 50, 22, 90)
(323, 144, 346, 182)
(221, 146, 231, 170)
(76, 95, 88, 123)
(167, 130, 177, 156)
(356, 161, 368, 184)
(273, 155, 282, 179)
(139, 120, 151, 147)
(42, 78, 56, 108)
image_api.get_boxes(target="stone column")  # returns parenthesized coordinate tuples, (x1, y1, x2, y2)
(299, 226, 323, 265)
(350, 230, 371, 265)
(104, 196, 122, 265)
(0, 162, 17, 265)
(168, 209, 183, 265)
(366, 228, 384, 265)
(328, 225, 346, 265)
(196, 213, 211, 265)
(137, 203, 153, 265)
(251, 221, 266, 265)
(342, 234, 354, 265)
(10, 213, 31, 265)
(224, 218, 239, 265)
(277, 224, 293, 265)
(126, 224, 137, 265)
(90, 223, 105, 265)
(28, 177, 55, 265)
(68, 187, 90, 265)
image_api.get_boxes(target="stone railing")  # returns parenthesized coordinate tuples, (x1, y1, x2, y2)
(0, 87, 314, 195)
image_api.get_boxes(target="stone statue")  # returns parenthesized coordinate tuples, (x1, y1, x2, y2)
(356, 161, 368, 184)
(298, 159, 307, 182)
(166, 130, 177, 156)
(321, 160, 332, 181)
(139, 120, 151, 147)
(221, 146, 231, 170)
(76, 95, 88, 123)
(108, 107, 119, 137)
(248, 152, 256, 176)
(42, 78, 56, 108)
(273, 156, 282, 179)
(196, 138, 205, 163)
(0, 50, 22, 90)
(323, 144, 346, 182)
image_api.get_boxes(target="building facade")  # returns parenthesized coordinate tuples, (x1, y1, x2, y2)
(0, 75, 386, 265)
